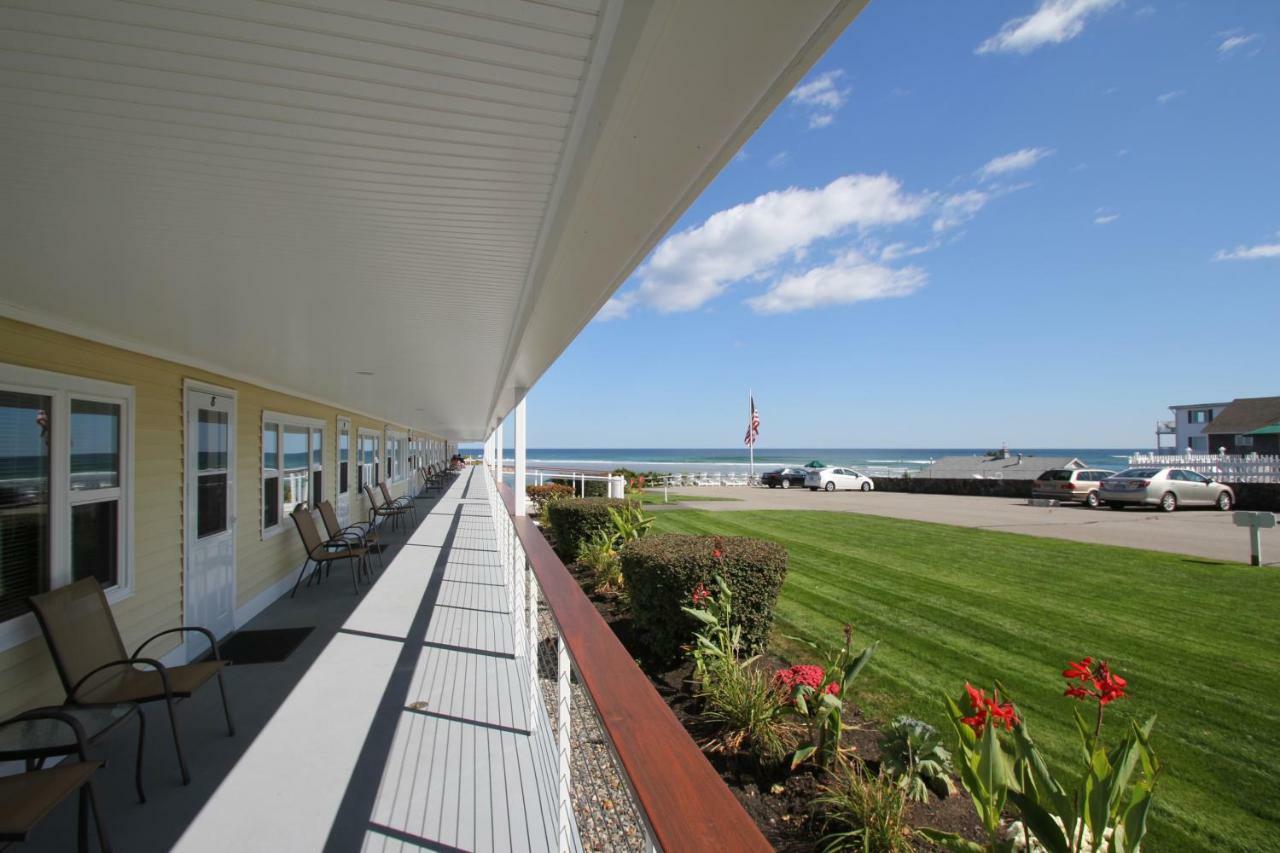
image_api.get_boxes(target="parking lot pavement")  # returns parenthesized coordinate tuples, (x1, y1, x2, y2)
(649, 486, 1277, 565)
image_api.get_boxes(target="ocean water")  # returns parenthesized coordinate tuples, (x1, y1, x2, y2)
(507, 448, 1141, 476)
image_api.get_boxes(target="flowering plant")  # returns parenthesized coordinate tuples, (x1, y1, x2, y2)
(774, 664, 839, 696)
(922, 658, 1159, 853)
(782, 625, 877, 769)
(680, 574, 743, 686)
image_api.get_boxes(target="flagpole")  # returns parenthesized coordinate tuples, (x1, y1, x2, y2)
(748, 389, 754, 483)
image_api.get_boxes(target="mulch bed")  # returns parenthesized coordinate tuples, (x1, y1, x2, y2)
(566, 562, 987, 851)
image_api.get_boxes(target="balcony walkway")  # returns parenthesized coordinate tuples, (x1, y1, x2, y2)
(23, 466, 574, 853)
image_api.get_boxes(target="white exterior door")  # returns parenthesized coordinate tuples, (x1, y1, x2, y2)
(184, 386, 236, 656)
(337, 416, 352, 526)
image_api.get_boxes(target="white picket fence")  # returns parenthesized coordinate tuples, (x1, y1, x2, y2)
(1127, 453, 1280, 483)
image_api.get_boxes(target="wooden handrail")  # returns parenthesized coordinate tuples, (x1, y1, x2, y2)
(497, 483, 770, 852)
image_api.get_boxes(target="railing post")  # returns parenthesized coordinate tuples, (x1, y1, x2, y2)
(557, 632, 571, 853)
(514, 391, 527, 517)
(496, 421, 504, 484)
(528, 558, 539, 734)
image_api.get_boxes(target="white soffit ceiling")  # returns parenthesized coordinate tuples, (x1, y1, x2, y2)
(0, 0, 865, 439)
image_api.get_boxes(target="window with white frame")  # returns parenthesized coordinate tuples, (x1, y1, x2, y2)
(0, 364, 132, 629)
(261, 412, 323, 536)
(311, 426, 323, 504)
(338, 419, 350, 495)
(385, 429, 408, 483)
(357, 429, 379, 493)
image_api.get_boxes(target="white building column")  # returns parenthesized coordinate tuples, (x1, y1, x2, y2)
(514, 390, 527, 516)
(495, 420, 505, 481)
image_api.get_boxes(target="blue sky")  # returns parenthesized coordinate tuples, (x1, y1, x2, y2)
(516, 0, 1279, 450)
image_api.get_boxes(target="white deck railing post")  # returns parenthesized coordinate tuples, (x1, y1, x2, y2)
(514, 392, 527, 517)
(528, 560, 539, 734)
(556, 633, 571, 853)
(495, 421, 504, 483)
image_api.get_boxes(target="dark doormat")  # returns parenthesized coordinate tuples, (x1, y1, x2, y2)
(213, 627, 314, 665)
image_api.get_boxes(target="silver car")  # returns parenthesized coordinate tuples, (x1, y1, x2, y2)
(1099, 467, 1235, 512)
(1031, 468, 1116, 508)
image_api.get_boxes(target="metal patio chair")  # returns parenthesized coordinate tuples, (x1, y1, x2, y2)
(379, 480, 418, 526)
(363, 483, 409, 532)
(0, 708, 112, 853)
(289, 504, 369, 597)
(316, 499, 383, 572)
(27, 579, 235, 787)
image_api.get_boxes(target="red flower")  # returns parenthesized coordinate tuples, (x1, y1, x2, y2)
(691, 583, 710, 606)
(1061, 657, 1128, 706)
(774, 664, 826, 694)
(712, 549, 723, 560)
(1063, 657, 1094, 681)
(1096, 665, 1128, 705)
(824, 682, 840, 696)
(961, 682, 1019, 735)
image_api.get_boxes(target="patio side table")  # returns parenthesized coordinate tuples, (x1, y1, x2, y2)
(0, 703, 146, 803)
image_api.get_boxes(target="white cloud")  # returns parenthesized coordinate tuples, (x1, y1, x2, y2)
(978, 147, 1054, 180)
(977, 0, 1120, 55)
(597, 156, 1041, 320)
(1094, 212, 1120, 225)
(787, 70, 849, 129)
(1134, 5, 1156, 18)
(746, 251, 927, 314)
(595, 294, 635, 321)
(1156, 89, 1185, 104)
(595, 175, 929, 320)
(933, 190, 990, 232)
(1219, 33, 1260, 54)
(879, 241, 939, 262)
(768, 151, 790, 168)
(1214, 239, 1280, 261)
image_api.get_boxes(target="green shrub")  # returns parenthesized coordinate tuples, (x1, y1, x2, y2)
(620, 534, 787, 660)
(577, 529, 622, 591)
(699, 660, 800, 765)
(527, 482, 572, 506)
(548, 476, 608, 498)
(816, 763, 913, 853)
(878, 716, 954, 802)
(546, 497, 631, 559)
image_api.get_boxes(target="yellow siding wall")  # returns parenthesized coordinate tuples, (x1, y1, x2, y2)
(0, 317, 442, 718)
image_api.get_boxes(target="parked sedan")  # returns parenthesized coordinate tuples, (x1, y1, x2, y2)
(1031, 468, 1116, 508)
(805, 467, 875, 492)
(760, 467, 808, 489)
(1099, 467, 1234, 512)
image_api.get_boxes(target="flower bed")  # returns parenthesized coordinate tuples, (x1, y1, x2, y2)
(563, 550, 1160, 852)
(566, 560, 983, 850)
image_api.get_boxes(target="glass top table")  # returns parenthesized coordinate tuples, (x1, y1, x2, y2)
(0, 703, 141, 769)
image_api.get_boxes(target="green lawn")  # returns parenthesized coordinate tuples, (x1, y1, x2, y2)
(650, 509, 1280, 853)
(634, 490, 741, 505)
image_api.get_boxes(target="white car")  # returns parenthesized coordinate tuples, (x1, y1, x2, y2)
(805, 467, 875, 492)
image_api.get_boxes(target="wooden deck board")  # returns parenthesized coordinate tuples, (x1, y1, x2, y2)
(175, 467, 575, 853)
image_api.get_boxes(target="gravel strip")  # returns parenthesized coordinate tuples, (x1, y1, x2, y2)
(536, 605, 649, 852)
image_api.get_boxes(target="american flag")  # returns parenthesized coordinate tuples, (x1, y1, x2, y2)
(744, 395, 760, 447)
